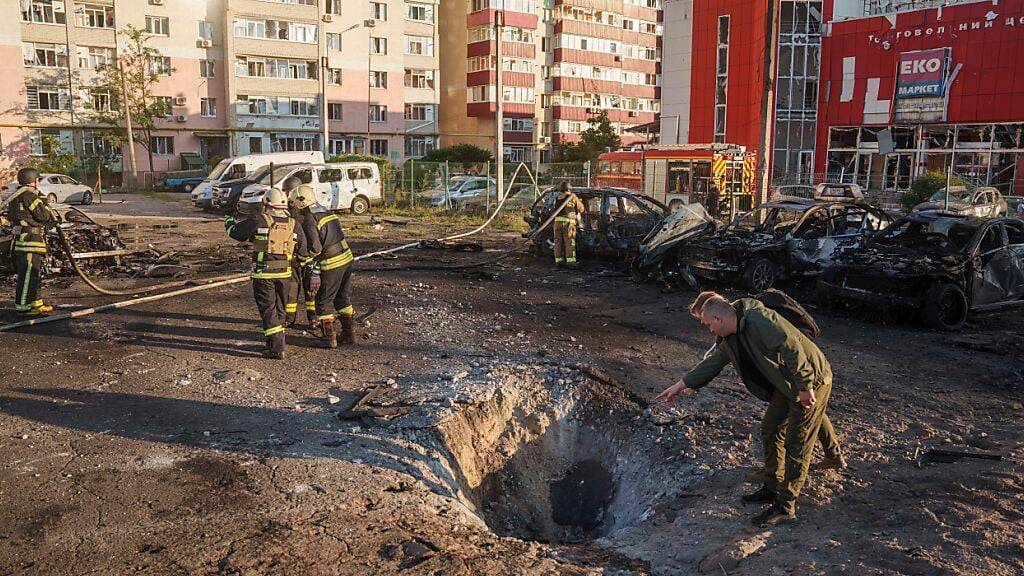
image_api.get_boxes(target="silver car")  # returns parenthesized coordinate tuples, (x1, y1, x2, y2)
(913, 186, 1008, 218)
(3, 173, 94, 205)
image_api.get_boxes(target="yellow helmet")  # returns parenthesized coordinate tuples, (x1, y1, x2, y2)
(264, 187, 288, 209)
(289, 184, 317, 210)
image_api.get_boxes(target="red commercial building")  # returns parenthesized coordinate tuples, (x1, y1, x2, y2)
(817, 0, 1024, 197)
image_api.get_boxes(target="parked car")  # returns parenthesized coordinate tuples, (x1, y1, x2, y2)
(525, 188, 669, 260)
(676, 196, 893, 292)
(912, 186, 1008, 218)
(423, 177, 496, 210)
(237, 162, 381, 214)
(3, 174, 94, 205)
(818, 213, 1024, 330)
(192, 151, 325, 209)
(161, 172, 206, 193)
(211, 164, 282, 214)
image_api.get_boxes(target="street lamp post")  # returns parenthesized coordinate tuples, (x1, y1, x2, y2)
(320, 20, 374, 158)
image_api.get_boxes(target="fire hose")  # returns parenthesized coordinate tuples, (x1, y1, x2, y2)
(0, 164, 568, 333)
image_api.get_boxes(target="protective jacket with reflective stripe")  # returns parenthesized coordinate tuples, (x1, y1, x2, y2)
(228, 210, 307, 279)
(297, 207, 352, 271)
(555, 192, 585, 222)
(7, 186, 56, 254)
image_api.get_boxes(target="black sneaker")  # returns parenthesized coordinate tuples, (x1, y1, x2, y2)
(751, 505, 795, 526)
(741, 486, 775, 504)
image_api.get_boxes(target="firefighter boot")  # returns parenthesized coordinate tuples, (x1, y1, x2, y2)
(321, 317, 338, 349)
(21, 303, 55, 316)
(262, 334, 286, 360)
(339, 313, 355, 345)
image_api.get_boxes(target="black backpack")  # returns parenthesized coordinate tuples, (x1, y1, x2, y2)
(753, 288, 821, 340)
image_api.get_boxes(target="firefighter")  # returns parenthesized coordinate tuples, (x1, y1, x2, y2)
(280, 176, 317, 327)
(552, 181, 585, 267)
(226, 186, 306, 359)
(7, 167, 58, 316)
(289, 182, 355, 348)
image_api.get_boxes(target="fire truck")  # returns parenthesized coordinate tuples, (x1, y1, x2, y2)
(595, 144, 757, 219)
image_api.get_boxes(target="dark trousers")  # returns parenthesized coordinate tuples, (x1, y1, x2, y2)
(286, 266, 317, 322)
(315, 263, 353, 320)
(763, 377, 833, 515)
(14, 252, 44, 312)
(252, 275, 293, 344)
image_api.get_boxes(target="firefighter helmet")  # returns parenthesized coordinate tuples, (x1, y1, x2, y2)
(289, 184, 317, 210)
(17, 167, 41, 186)
(282, 176, 303, 192)
(265, 187, 289, 209)
(559, 181, 572, 193)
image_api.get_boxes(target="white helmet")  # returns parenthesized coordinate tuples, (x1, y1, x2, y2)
(264, 187, 288, 210)
(289, 184, 317, 210)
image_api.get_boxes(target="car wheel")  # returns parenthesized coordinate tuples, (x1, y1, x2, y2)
(743, 258, 776, 293)
(183, 183, 195, 193)
(921, 283, 968, 331)
(351, 196, 370, 215)
(47, 193, 58, 205)
(81, 190, 93, 205)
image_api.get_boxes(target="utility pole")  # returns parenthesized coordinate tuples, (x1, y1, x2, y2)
(494, 8, 505, 203)
(755, 0, 781, 206)
(118, 59, 138, 190)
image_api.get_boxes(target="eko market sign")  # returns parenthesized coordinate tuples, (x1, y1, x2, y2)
(867, 9, 1024, 51)
(896, 48, 950, 99)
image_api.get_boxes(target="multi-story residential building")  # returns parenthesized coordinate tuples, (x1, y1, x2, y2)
(0, 0, 440, 175)
(659, 0, 826, 187)
(438, 0, 662, 164)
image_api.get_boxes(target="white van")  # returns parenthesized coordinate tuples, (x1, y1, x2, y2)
(191, 151, 325, 209)
(238, 162, 382, 214)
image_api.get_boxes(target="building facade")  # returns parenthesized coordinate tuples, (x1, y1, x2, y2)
(1, 0, 440, 175)
(659, 0, 827, 186)
(817, 0, 1024, 196)
(438, 0, 662, 164)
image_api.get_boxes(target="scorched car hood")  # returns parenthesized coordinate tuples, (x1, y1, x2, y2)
(634, 203, 717, 270)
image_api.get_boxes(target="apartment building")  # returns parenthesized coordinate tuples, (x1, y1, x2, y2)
(438, 0, 662, 164)
(0, 0, 440, 174)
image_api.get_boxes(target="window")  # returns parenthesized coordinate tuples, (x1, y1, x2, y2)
(198, 20, 213, 40)
(290, 99, 317, 116)
(370, 138, 388, 156)
(404, 104, 434, 121)
(714, 15, 729, 144)
(272, 134, 318, 151)
(405, 35, 434, 56)
(153, 96, 174, 116)
(201, 98, 216, 117)
(326, 33, 342, 51)
(326, 68, 342, 85)
(22, 0, 66, 24)
(370, 71, 387, 88)
(23, 43, 67, 68)
(76, 46, 113, 70)
(370, 37, 387, 55)
(145, 16, 169, 36)
(149, 56, 172, 75)
(200, 60, 215, 78)
(503, 118, 534, 132)
(328, 103, 343, 120)
(330, 137, 364, 155)
(151, 136, 174, 155)
(78, 4, 114, 28)
(406, 3, 434, 22)
(370, 2, 387, 20)
(404, 69, 434, 89)
(27, 85, 69, 110)
(82, 131, 115, 157)
(90, 89, 112, 112)
(405, 136, 435, 158)
(369, 105, 387, 123)
(503, 146, 532, 163)
(233, 19, 317, 43)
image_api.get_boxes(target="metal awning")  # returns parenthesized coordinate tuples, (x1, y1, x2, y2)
(625, 121, 659, 134)
(192, 131, 229, 137)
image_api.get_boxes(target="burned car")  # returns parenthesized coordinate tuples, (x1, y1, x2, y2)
(525, 188, 669, 260)
(630, 203, 718, 289)
(818, 214, 1024, 330)
(676, 197, 892, 292)
(1, 209, 126, 275)
(912, 186, 1008, 218)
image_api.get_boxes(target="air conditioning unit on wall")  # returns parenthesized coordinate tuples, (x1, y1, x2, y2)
(150, 0, 164, 5)
(322, 14, 334, 22)
(175, 114, 187, 122)
(539, 136, 551, 144)
(198, 39, 212, 48)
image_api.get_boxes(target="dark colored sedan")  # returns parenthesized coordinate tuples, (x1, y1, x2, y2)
(524, 188, 669, 260)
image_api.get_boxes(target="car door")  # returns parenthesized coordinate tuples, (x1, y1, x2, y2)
(315, 167, 346, 210)
(970, 189, 991, 217)
(347, 167, 373, 202)
(604, 194, 661, 256)
(787, 205, 835, 268)
(61, 175, 84, 201)
(971, 223, 1018, 306)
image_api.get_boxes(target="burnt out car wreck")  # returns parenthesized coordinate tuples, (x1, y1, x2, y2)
(1, 209, 127, 276)
(819, 214, 1024, 330)
(657, 197, 892, 292)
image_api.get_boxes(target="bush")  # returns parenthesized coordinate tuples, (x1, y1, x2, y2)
(902, 170, 966, 211)
(421, 144, 492, 164)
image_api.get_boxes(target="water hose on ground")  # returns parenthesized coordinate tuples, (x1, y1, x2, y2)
(0, 163, 562, 332)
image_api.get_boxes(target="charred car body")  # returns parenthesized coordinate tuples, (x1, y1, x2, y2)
(630, 203, 718, 288)
(818, 213, 1024, 330)
(525, 188, 669, 260)
(674, 197, 892, 292)
(1, 209, 126, 275)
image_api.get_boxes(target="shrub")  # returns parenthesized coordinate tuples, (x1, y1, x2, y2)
(901, 170, 966, 211)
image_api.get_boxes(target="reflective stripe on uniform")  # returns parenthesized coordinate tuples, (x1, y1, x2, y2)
(317, 214, 339, 229)
(317, 313, 336, 321)
(566, 257, 577, 263)
(305, 301, 316, 311)
(28, 198, 42, 211)
(284, 303, 298, 313)
(18, 254, 34, 308)
(263, 325, 285, 336)
(319, 249, 353, 271)
(251, 269, 293, 280)
(338, 305, 354, 315)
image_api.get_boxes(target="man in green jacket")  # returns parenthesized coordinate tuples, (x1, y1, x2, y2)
(658, 294, 835, 525)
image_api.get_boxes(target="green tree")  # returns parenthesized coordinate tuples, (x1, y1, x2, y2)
(27, 135, 77, 176)
(421, 143, 493, 163)
(901, 170, 967, 211)
(92, 25, 176, 183)
(329, 153, 395, 191)
(552, 111, 621, 163)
